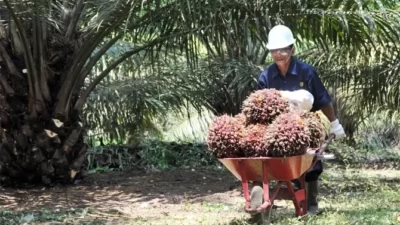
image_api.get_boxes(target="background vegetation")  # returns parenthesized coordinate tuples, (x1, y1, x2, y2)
(81, 0, 400, 173)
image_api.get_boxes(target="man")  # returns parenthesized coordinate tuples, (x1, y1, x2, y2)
(256, 24, 346, 215)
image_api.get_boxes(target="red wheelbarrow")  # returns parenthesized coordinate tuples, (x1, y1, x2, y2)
(218, 134, 335, 220)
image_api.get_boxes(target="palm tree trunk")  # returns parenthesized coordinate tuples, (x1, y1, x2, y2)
(0, 24, 88, 186)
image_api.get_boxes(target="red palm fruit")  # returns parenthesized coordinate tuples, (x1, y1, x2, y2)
(299, 111, 326, 148)
(240, 124, 268, 157)
(264, 111, 311, 157)
(242, 89, 290, 125)
(206, 114, 245, 158)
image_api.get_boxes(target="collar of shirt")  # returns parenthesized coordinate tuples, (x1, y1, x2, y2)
(270, 57, 299, 78)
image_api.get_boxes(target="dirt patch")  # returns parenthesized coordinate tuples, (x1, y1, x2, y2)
(0, 168, 252, 224)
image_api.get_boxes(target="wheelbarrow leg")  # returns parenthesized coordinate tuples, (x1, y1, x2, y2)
(248, 160, 273, 225)
(239, 160, 273, 225)
(238, 160, 263, 224)
(300, 174, 307, 215)
(285, 174, 307, 217)
(238, 160, 251, 211)
(261, 160, 275, 224)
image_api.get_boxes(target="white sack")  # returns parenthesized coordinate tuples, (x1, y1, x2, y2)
(280, 89, 314, 111)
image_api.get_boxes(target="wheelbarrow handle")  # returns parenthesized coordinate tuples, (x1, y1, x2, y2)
(317, 133, 336, 156)
(308, 133, 336, 169)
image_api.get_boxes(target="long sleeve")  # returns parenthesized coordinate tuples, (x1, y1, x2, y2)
(307, 69, 332, 111)
(257, 70, 268, 90)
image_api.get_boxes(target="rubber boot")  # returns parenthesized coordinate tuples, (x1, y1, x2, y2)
(306, 180, 319, 215)
(250, 185, 264, 210)
(249, 185, 264, 224)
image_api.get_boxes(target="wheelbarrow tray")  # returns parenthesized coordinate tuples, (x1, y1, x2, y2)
(216, 134, 336, 217)
(218, 153, 314, 181)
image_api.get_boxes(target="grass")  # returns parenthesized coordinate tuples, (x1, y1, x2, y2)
(262, 167, 400, 225)
(0, 208, 105, 225)
(2, 165, 400, 225)
(127, 166, 400, 225)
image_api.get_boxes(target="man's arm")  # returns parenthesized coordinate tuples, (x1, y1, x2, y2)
(307, 69, 333, 116)
(307, 69, 335, 121)
(320, 103, 336, 122)
(308, 69, 345, 139)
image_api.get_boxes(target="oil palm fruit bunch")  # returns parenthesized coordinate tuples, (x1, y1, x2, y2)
(264, 112, 311, 157)
(206, 115, 245, 158)
(240, 124, 268, 157)
(299, 111, 326, 148)
(242, 89, 290, 125)
(234, 113, 246, 125)
(315, 110, 331, 136)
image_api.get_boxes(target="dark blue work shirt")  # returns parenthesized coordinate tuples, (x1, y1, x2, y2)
(257, 57, 331, 112)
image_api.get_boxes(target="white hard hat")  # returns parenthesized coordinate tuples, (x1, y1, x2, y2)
(266, 25, 296, 50)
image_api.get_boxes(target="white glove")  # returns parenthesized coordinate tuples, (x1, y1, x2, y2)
(280, 90, 314, 111)
(330, 119, 346, 140)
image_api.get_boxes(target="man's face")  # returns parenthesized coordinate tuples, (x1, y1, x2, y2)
(271, 47, 293, 66)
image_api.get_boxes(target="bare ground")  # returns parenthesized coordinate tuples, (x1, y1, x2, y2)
(2, 167, 399, 224)
(0, 168, 253, 224)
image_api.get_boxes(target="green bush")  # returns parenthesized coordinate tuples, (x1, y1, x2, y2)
(86, 140, 218, 172)
(328, 141, 400, 168)
(355, 109, 400, 151)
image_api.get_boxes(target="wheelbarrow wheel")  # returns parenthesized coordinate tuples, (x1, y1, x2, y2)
(248, 185, 273, 225)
